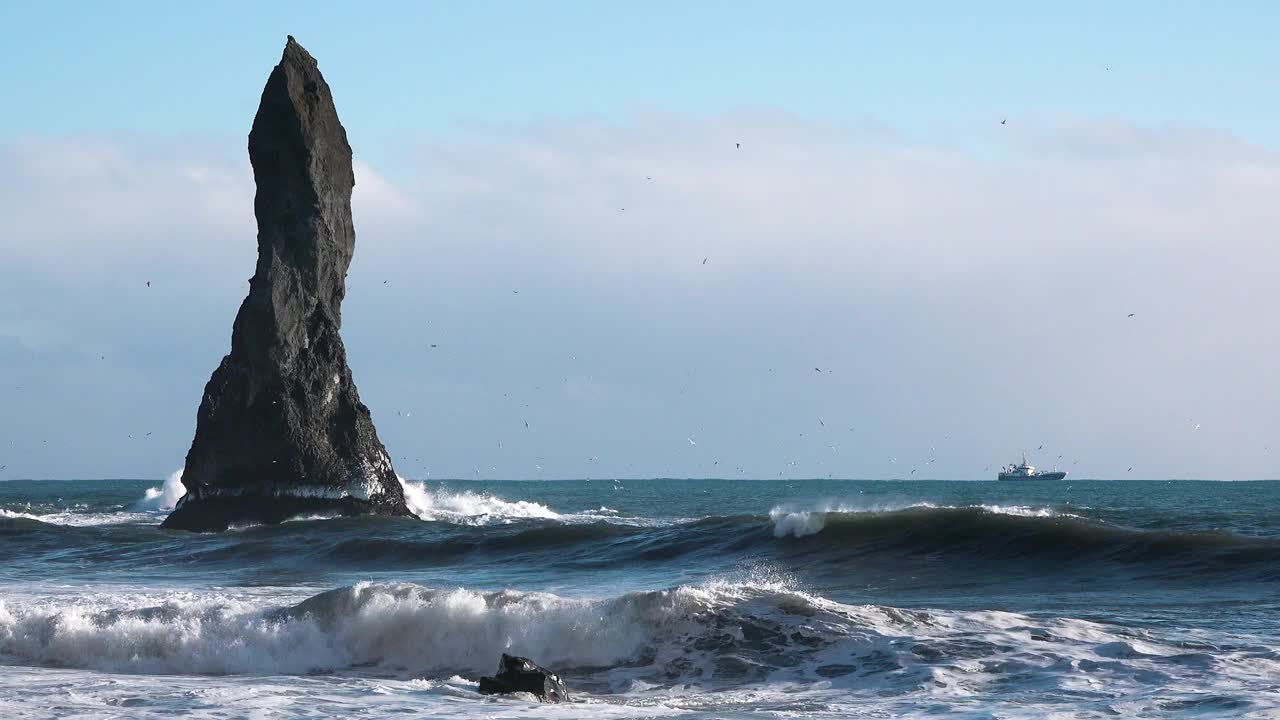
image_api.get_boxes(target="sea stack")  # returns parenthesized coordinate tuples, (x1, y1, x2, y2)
(163, 37, 412, 532)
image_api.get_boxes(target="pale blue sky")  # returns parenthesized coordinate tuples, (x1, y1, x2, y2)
(3, 1, 1278, 149)
(2, 2, 1279, 480)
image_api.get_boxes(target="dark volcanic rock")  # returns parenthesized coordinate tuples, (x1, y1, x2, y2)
(162, 37, 412, 532)
(478, 654, 570, 703)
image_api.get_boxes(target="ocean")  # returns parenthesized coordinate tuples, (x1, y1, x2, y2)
(1, 477, 1277, 718)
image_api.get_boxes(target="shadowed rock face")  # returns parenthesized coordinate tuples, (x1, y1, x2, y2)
(163, 37, 412, 532)
(478, 654, 570, 703)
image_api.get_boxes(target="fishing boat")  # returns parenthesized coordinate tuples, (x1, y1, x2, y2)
(997, 455, 1067, 481)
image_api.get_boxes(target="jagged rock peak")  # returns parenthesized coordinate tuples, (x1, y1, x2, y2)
(162, 37, 412, 532)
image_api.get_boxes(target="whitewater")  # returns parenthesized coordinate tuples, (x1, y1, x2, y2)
(2, 477, 1278, 718)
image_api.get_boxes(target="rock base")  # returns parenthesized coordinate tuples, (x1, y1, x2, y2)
(161, 495, 413, 533)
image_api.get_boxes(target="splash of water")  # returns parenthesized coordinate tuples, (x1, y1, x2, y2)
(138, 469, 186, 511)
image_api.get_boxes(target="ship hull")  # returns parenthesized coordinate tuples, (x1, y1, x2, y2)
(997, 471, 1067, 481)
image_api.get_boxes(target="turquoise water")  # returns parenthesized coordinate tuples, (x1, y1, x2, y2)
(2, 478, 1278, 718)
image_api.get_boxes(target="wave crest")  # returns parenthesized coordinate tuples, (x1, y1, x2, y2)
(3, 579, 1270, 704)
(769, 502, 1062, 538)
(0, 580, 851, 677)
(398, 477, 563, 524)
(395, 477, 657, 526)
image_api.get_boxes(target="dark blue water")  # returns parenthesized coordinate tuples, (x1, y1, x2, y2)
(2, 479, 1278, 718)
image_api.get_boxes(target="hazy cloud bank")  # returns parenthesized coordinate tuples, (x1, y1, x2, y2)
(1, 112, 1277, 479)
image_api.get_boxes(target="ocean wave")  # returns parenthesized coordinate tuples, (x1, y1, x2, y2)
(2, 579, 1275, 708)
(760, 505, 1280, 580)
(7, 500, 1279, 584)
(0, 580, 820, 676)
(0, 580, 1037, 677)
(768, 502, 1064, 538)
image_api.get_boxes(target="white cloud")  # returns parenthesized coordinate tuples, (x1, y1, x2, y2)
(1, 113, 1277, 479)
(1, 135, 255, 277)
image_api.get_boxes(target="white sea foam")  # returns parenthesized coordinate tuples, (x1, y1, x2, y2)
(977, 503, 1059, 518)
(0, 509, 54, 523)
(0, 507, 158, 527)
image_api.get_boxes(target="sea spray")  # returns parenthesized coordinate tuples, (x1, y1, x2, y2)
(139, 469, 187, 511)
(394, 476, 664, 526)
(397, 476, 563, 524)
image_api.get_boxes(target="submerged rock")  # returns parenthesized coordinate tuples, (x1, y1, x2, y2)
(162, 37, 412, 532)
(478, 654, 570, 703)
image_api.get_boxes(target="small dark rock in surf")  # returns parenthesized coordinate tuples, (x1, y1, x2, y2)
(478, 653, 569, 703)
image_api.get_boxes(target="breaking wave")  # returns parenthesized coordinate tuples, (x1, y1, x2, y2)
(399, 477, 563, 524)
(0, 580, 818, 676)
(1, 579, 1274, 713)
(396, 477, 662, 526)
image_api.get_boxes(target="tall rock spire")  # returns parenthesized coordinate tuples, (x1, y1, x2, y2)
(163, 37, 412, 531)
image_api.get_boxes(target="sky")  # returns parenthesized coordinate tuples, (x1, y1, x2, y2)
(1, 1, 1278, 480)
